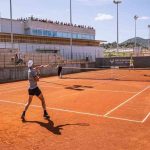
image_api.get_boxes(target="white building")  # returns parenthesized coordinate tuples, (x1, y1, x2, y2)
(0, 17, 104, 61)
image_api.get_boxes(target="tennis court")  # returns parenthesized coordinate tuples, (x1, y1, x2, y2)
(0, 68, 150, 150)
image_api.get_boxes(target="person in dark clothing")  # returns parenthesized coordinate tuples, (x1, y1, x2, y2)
(57, 64, 63, 78)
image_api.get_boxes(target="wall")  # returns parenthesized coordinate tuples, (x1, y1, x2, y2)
(0, 42, 104, 61)
(0, 63, 89, 83)
(96, 56, 150, 68)
(0, 18, 24, 34)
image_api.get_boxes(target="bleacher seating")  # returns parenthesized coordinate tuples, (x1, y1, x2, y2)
(0, 50, 63, 68)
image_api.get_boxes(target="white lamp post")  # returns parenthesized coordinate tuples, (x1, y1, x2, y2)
(10, 0, 13, 50)
(134, 15, 138, 49)
(0, 12, 2, 32)
(113, 0, 122, 54)
(70, 0, 73, 59)
(148, 25, 150, 50)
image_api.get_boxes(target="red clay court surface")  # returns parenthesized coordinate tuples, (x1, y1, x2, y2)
(0, 69, 150, 150)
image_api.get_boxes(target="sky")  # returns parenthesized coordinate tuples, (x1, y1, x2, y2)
(0, 0, 150, 43)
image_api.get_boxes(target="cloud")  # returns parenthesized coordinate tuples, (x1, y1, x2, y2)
(95, 13, 114, 21)
(138, 16, 150, 20)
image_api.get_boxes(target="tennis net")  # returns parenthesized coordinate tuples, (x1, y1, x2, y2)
(62, 66, 150, 82)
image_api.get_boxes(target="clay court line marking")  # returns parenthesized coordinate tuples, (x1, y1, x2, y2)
(142, 112, 150, 123)
(104, 116, 142, 123)
(0, 86, 78, 99)
(0, 99, 102, 117)
(88, 89, 136, 94)
(41, 83, 137, 94)
(104, 86, 150, 116)
(0, 99, 143, 123)
(0, 77, 61, 91)
(0, 79, 63, 92)
(0, 78, 145, 97)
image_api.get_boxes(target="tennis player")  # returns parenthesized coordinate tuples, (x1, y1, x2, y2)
(129, 56, 134, 69)
(56, 63, 63, 78)
(21, 60, 50, 120)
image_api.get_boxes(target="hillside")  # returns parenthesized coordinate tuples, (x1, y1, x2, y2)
(121, 37, 149, 48)
(102, 37, 149, 49)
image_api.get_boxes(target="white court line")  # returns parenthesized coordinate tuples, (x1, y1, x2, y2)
(1, 79, 132, 95)
(0, 78, 63, 92)
(0, 84, 79, 100)
(142, 112, 150, 123)
(0, 71, 145, 94)
(104, 86, 150, 116)
(104, 116, 142, 123)
(0, 76, 61, 91)
(0, 72, 95, 91)
(0, 99, 102, 117)
(0, 81, 138, 95)
(88, 89, 136, 94)
(0, 99, 143, 123)
(41, 83, 137, 94)
(64, 69, 111, 79)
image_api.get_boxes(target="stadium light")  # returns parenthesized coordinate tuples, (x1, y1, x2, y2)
(70, 0, 73, 60)
(134, 15, 139, 49)
(113, 0, 122, 53)
(148, 25, 150, 50)
(10, 0, 13, 50)
(0, 12, 1, 32)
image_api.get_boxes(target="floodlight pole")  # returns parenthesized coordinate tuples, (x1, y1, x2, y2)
(148, 25, 150, 50)
(134, 15, 138, 49)
(70, 0, 73, 60)
(0, 12, 1, 32)
(113, 0, 122, 54)
(10, 0, 13, 50)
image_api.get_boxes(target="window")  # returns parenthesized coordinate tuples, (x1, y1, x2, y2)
(57, 32, 63, 37)
(47, 31, 51, 37)
(73, 33, 78, 39)
(78, 34, 82, 39)
(29, 28, 95, 40)
(67, 33, 71, 38)
(62, 32, 68, 38)
(91, 35, 95, 40)
(37, 29, 42, 36)
(53, 31, 57, 37)
(43, 30, 48, 36)
(32, 29, 38, 35)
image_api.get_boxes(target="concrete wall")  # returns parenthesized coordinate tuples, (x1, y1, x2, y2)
(0, 18, 24, 34)
(0, 42, 104, 61)
(0, 63, 89, 83)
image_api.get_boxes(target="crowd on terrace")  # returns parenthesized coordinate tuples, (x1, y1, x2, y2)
(17, 16, 95, 30)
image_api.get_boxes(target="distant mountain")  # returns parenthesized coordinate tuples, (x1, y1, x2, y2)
(121, 37, 149, 48)
(102, 37, 149, 49)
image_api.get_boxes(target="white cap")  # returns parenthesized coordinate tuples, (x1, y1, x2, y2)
(28, 60, 33, 68)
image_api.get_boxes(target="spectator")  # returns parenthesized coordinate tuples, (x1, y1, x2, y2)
(14, 53, 24, 65)
(18, 16, 95, 30)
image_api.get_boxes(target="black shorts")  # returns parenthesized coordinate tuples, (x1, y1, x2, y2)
(28, 87, 41, 96)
